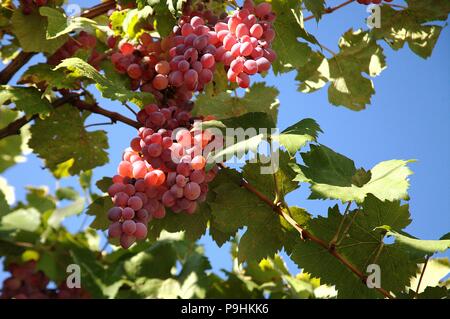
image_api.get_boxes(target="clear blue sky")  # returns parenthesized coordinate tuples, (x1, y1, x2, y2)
(1, 1, 449, 283)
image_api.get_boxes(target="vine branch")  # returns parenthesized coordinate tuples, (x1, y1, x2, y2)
(414, 256, 430, 298)
(0, 93, 140, 141)
(218, 163, 394, 299)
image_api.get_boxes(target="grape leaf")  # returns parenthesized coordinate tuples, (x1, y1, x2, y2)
(292, 145, 414, 203)
(1, 208, 41, 232)
(0, 86, 52, 115)
(371, 3, 450, 59)
(11, 10, 67, 54)
(19, 63, 80, 91)
(86, 196, 113, 230)
(55, 58, 153, 105)
(194, 82, 279, 122)
(378, 228, 450, 256)
(48, 197, 85, 228)
(56, 187, 79, 201)
(29, 104, 109, 176)
(327, 29, 386, 110)
(209, 169, 298, 263)
(39, 7, 105, 39)
(273, 118, 322, 157)
(242, 151, 299, 199)
(409, 258, 450, 294)
(96, 177, 113, 193)
(25, 186, 56, 213)
(0, 108, 29, 173)
(291, 198, 424, 298)
(124, 241, 178, 279)
(271, 0, 313, 73)
(148, 202, 210, 241)
(303, 0, 326, 21)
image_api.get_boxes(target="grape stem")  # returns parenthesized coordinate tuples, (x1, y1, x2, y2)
(0, 0, 117, 85)
(218, 162, 394, 299)
(304, 0, 355, 22)
(414, 256, 430, 298)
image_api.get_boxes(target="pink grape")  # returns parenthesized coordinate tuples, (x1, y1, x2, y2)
(108, 207, 122, 222)
(128, 196, 143, 211)
(184, 182, 201, 200)
(134, 223, 148, 240)
(120, 234, 136, 249)
(108, 222, 122, 238)
(122, 220, 136, 235)
(122, 207, 135, 220)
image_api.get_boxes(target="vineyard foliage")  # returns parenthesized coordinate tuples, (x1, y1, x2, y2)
(0, 0, 449, 299)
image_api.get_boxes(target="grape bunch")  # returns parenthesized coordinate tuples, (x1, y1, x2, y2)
(0, 261, 91, 299)
(1, 261, 50, 299)
(181, 0, 228, 28)
(48, 31, 104, 69)
(214, 0, 277, 88)
(356, 0, 393, 4)
(20, 0, 47, 15)
(107, 104, 220, 248)
(56, 282, 91, 299)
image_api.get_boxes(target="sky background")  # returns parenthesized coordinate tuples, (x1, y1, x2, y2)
(1, 1, 449, 285)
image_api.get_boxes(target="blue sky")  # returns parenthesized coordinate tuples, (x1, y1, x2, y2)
(1, 1, 449, 283)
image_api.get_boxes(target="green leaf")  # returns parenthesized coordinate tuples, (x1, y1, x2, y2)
(1, 208, 41, 232)
(48, 197, 85, 228)
(26, 186, 56, 213)
(274, 118, 322, 157)
(11, 9, 67, 53)
(29, 104, 109, 176)
(372, 3, 450, 59)
(328, 29, 386, 110)
(55, 187, 79, 201)
(86, 196, 113, 230)
(0, 177, 14, 217)
(194, 82, 279, 122)
(242, 150, 299, 199)
(0, 86, 52, 115)
(148, 203, 210, 241)
(96, 177, 113, 193)
(292, 199, 423, 298)
(122, 6, 154, 39)
(293, 145, 414, 203)
(19, 63, 80, 91)
(39, 7, 101, 39)
(303, 0, 326, 21)
(124, 241, 178, 279)
(271, 0, 313, 73)
(0, 108, 29, 173)
(209, 169, 298, 263)
(378, 228, 450, 256)
(55, 58, 153, 105)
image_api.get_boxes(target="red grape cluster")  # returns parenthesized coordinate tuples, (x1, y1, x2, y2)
(0, 261, 90, 299)
(1, 261, 50, 299)
(213, 0, 276, 88)
(56, 282, 91, 299)
(48, 31, 104, 69)
(181, 0, 228, 27)
(20, 0, 47, 15)
(357, 0, 393, 4)
(107, 104, 220, 248)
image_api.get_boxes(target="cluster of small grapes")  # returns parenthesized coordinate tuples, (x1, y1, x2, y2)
(48, 31, 105, 69)
(107, 104, 220, 248)
(1, 261, 50, 299)
(55, 282, 91, 299)
(20, 0, 47, 15)
(0, 261, 90, 299)
(356, 0, 393, 4)
(213, 0, 276, 88)
(181, 0, 228, 27)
